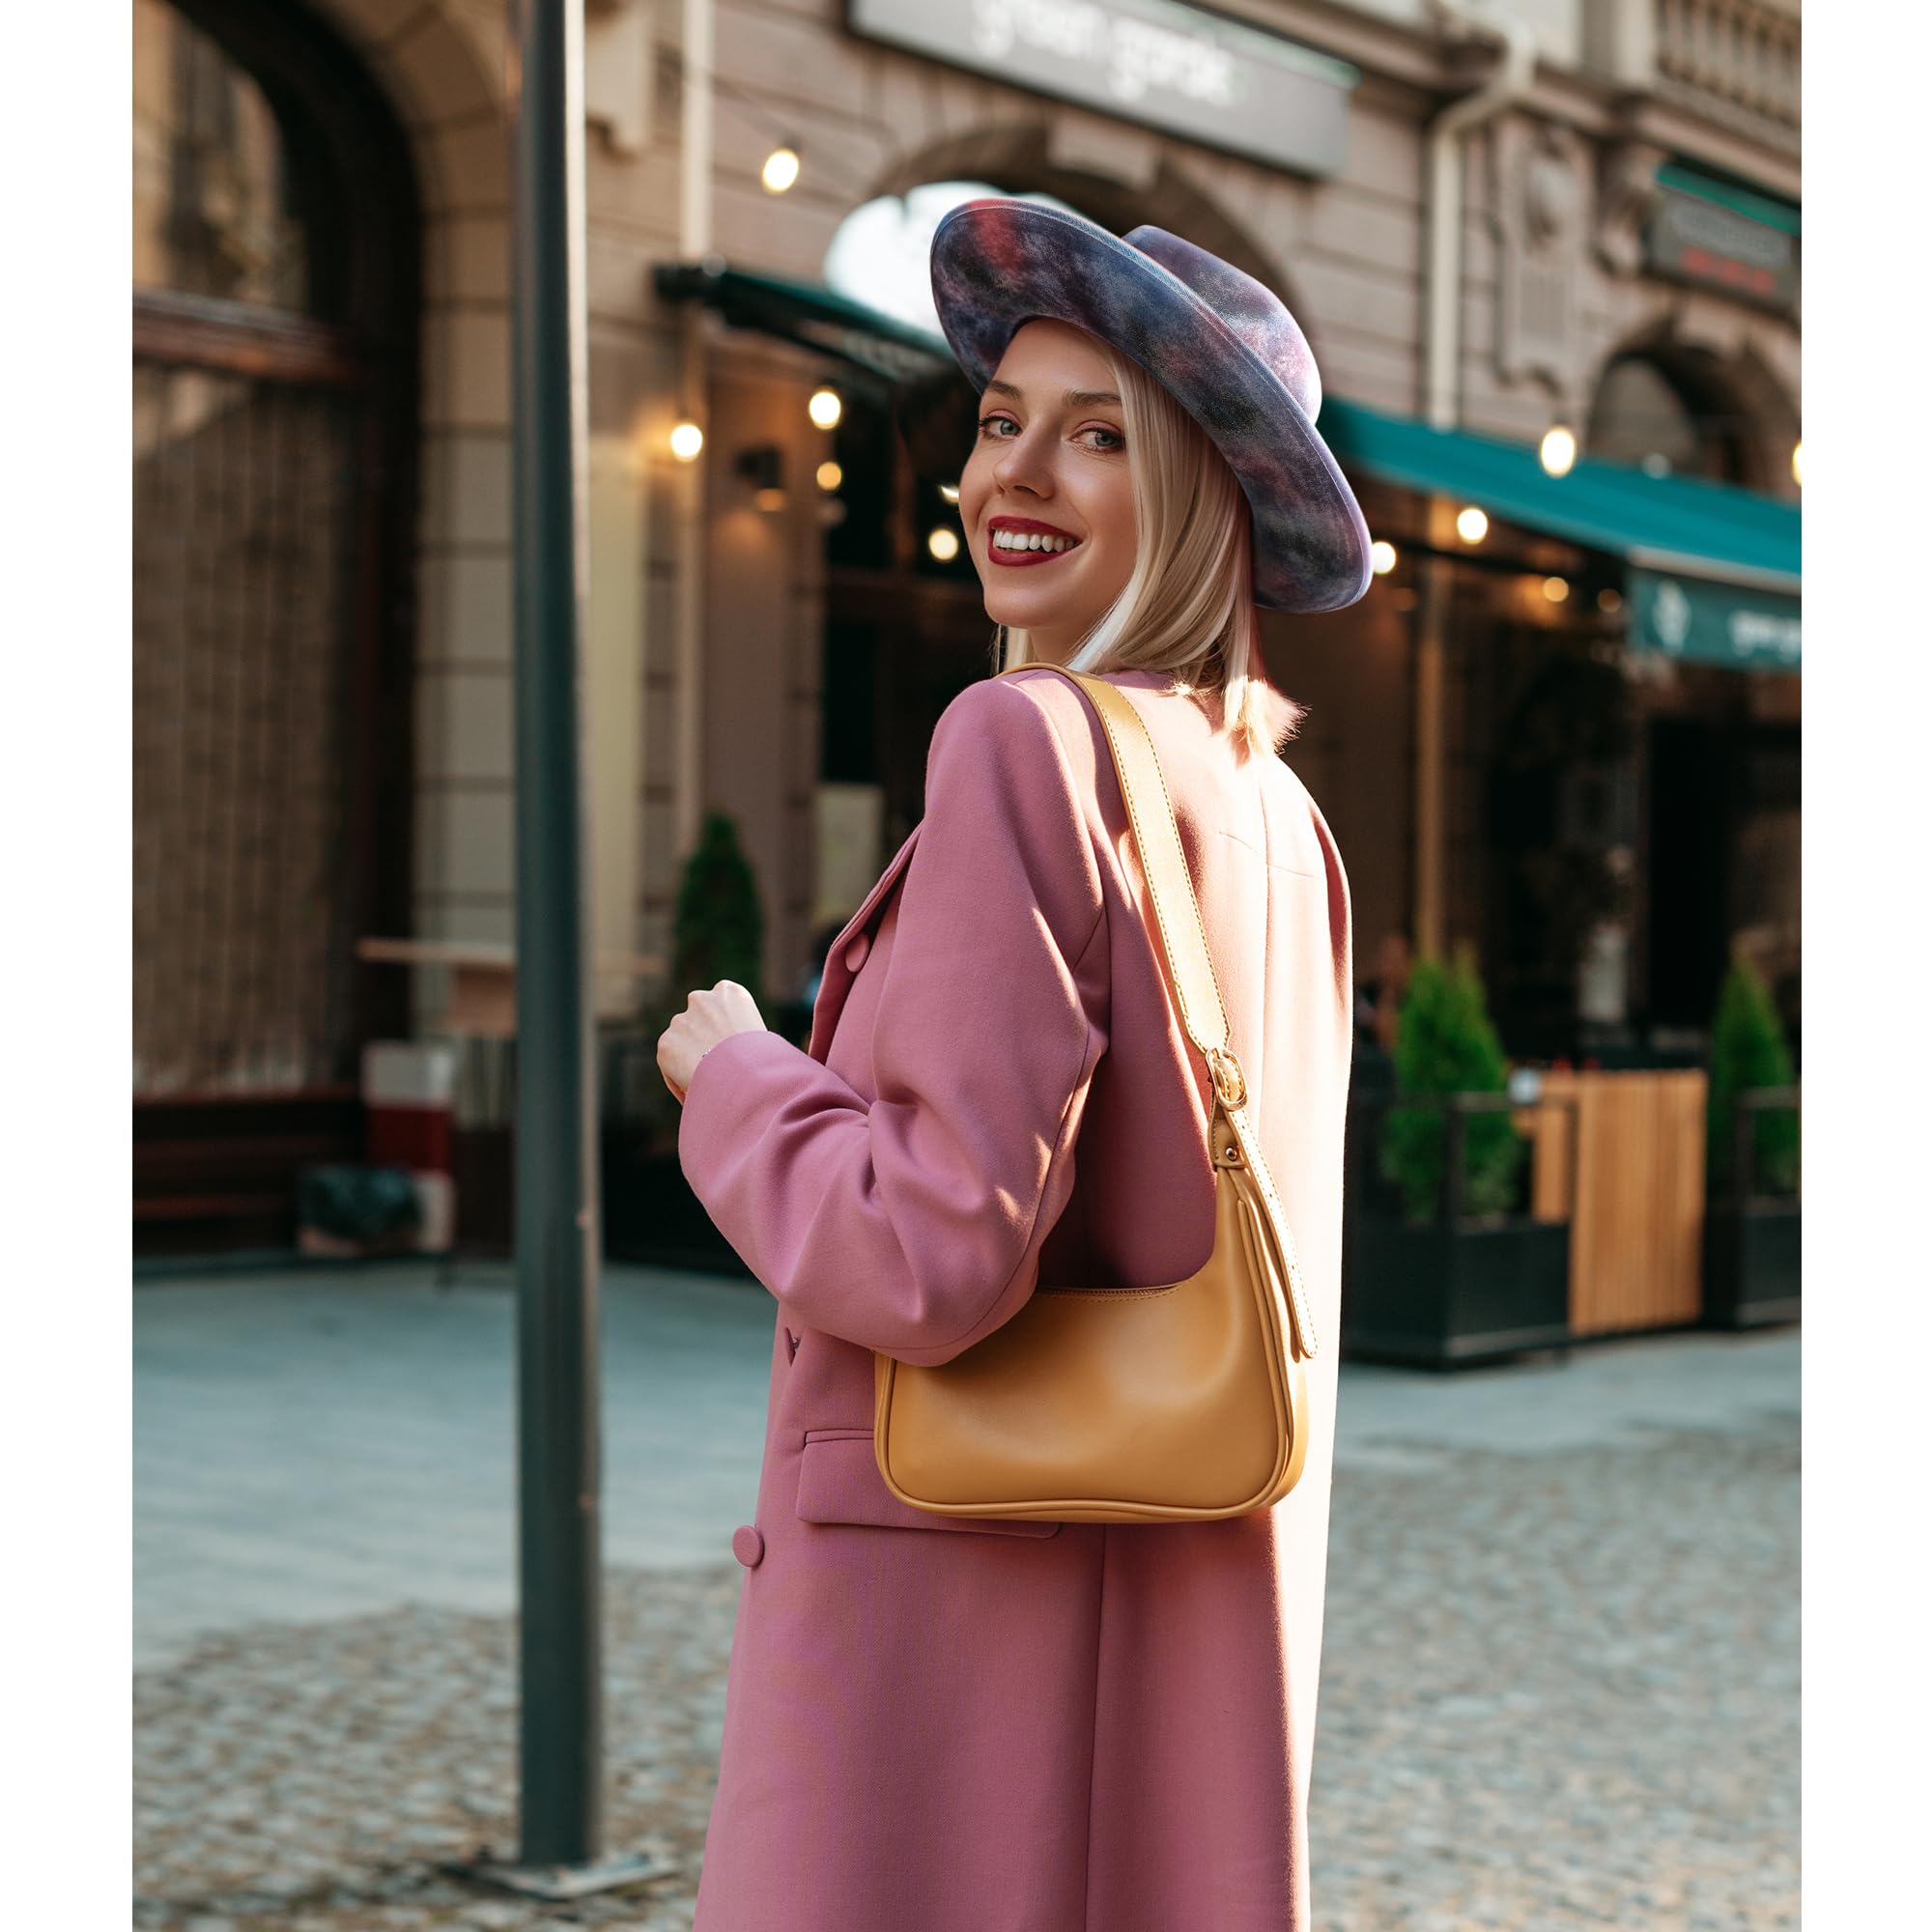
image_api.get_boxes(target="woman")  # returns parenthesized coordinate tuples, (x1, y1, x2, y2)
(658, 199, 1372, 1932)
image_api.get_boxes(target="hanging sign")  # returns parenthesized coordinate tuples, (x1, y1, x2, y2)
(1629, 568, 1801, 671)
(1643, 168, 1801, 313)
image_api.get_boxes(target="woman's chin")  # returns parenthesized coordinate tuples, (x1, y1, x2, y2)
(985, 594, 1081, 633)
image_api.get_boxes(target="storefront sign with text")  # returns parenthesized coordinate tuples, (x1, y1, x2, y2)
(1630, 569, 1801, 672)
(844, 0, 1357, 179)
(1644, 182, 1800, 312)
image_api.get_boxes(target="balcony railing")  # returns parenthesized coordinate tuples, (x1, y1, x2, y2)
(1654, 0, 1801, 142)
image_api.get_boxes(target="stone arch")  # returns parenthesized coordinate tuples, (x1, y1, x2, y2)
(873, 124, 1318, 352)
(135, 0, 437, 1239)
(305, 0, 519, 977)
(1723, 340, 1802, 496)
(1580, 311, 1797, 495)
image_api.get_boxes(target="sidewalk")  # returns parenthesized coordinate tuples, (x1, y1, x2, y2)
(135, 1261, 1798, 1931)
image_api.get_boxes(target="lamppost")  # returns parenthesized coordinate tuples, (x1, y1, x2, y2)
(465, 0, 674, 1900)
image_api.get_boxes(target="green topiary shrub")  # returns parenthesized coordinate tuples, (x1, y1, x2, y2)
(1707, 954, 1800, 1198)
(629, 811, 767, 1150)
(671, 810, 766, 1006)
(1379, 948, 1526, 1223)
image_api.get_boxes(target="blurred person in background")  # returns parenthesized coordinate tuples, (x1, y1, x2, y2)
(1356, 927, 1414, 1054)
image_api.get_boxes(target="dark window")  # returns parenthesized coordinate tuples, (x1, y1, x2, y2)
(820, 624, 880, 784)
(824, 390, 895, 572)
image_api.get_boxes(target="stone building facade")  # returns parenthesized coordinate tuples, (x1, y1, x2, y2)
(132, 0, 1801, 1236)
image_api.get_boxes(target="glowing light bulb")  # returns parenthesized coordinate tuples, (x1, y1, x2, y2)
(927, 526, 960, 562)
(815, 460, 842, 492)
(938, 482, 961, 505)
(1542, 576, 1570, 603)
(762, 146, 800, 193)
(808, 387, 842, 430)
(668, 420, 704, 462)
(1791, 440, 1803, 487)
(1540, 425, 1577, 476)
(1456, 505, 1489, 544)
(1370, 540, 1398, 576)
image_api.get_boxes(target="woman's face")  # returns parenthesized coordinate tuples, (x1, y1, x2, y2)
(957, 318, 1137, 665)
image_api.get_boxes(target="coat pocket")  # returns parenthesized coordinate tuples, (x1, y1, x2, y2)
(797, 1429, 1061, 1537)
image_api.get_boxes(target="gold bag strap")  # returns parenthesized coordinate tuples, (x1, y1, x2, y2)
(996, 666, 1231, 1060)
(995, 664, 1319, 1358)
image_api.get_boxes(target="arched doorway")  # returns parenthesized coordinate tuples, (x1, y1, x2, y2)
(133, 0, 420, 1253)
(1585, 348, 1753, 486)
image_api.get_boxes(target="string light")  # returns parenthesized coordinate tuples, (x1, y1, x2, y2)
(662, 50, 887, 206)
(1456, 505, 1489, 544)
(927, 527, 960, 561)
(761, 144, 801, 194)
(1791, 440, 1803, 487)
(938, 482, 961, 505)
(816, 461, 842, 492)
(1370, 540, 1398, 575)
(1542, 576, 1570, 603)
(1539, 425, 1577, 476)
(668, 420, 704, 462)
(809, 387, 842, 430)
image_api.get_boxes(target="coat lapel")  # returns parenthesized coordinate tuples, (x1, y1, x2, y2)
(807, 822, 923, 1064)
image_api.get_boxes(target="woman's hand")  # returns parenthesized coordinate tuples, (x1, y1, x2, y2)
(657, 980, 767, 1103)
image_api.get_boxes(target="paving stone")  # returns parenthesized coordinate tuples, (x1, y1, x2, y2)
(133, 1413, 1795, 1932)
(135, 1265, 1795, 1930)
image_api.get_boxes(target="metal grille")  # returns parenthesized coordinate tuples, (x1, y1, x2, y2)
(132, 361, 360, 1096)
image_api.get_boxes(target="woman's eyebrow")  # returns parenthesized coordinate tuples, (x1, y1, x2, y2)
(982, 380, 1122, 408)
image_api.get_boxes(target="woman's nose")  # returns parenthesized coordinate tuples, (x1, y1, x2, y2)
(992, 426, 1053, 495)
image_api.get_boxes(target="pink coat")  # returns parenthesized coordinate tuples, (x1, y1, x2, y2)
(677, 665, 1353, 1931)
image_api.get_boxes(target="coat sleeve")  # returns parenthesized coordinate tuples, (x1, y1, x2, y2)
(675, 676, 1110, 1366)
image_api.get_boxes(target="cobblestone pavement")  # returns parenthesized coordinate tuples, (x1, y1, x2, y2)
(134, 1327, 1798, 1932)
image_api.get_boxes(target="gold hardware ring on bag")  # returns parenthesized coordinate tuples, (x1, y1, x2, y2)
(871, 666, 1320, 1525)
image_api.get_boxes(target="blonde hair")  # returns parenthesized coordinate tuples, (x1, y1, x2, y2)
(994, 345, 1305, 761)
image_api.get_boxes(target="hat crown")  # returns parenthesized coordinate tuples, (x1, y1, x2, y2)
(1122, 225, 1322, 422)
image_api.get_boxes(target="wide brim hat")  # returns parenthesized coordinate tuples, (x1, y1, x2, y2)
(929, 197, 1372, 614)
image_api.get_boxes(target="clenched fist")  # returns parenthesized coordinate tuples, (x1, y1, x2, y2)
(657, 980, 767, 1103)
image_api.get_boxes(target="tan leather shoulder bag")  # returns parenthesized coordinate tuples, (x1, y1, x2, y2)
(872, 665, 1319, 1523)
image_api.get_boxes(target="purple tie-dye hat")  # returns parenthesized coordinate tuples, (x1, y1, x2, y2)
(929, 197, 1373, 614)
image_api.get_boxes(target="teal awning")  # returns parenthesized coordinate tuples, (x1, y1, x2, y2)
(1317, 396, 1801, 595)
(652, 260, 955, 385)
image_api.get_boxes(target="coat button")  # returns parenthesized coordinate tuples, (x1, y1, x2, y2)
(731, 1523, 765, 1568)
(842, 931, 870, 973)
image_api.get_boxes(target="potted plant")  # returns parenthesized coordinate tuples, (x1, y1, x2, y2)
(603, 811, 770, 1274)
(1701, 954, 1801, 1328)
(1343, 949, 1572, 1367)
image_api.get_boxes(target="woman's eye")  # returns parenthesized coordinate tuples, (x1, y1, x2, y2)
(976, 414, 1123, 452)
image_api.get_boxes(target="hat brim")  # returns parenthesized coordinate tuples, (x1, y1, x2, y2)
(930, 201, 1372, 615)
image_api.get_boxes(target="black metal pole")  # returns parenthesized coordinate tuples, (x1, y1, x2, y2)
(510, 0, 602, 1869)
